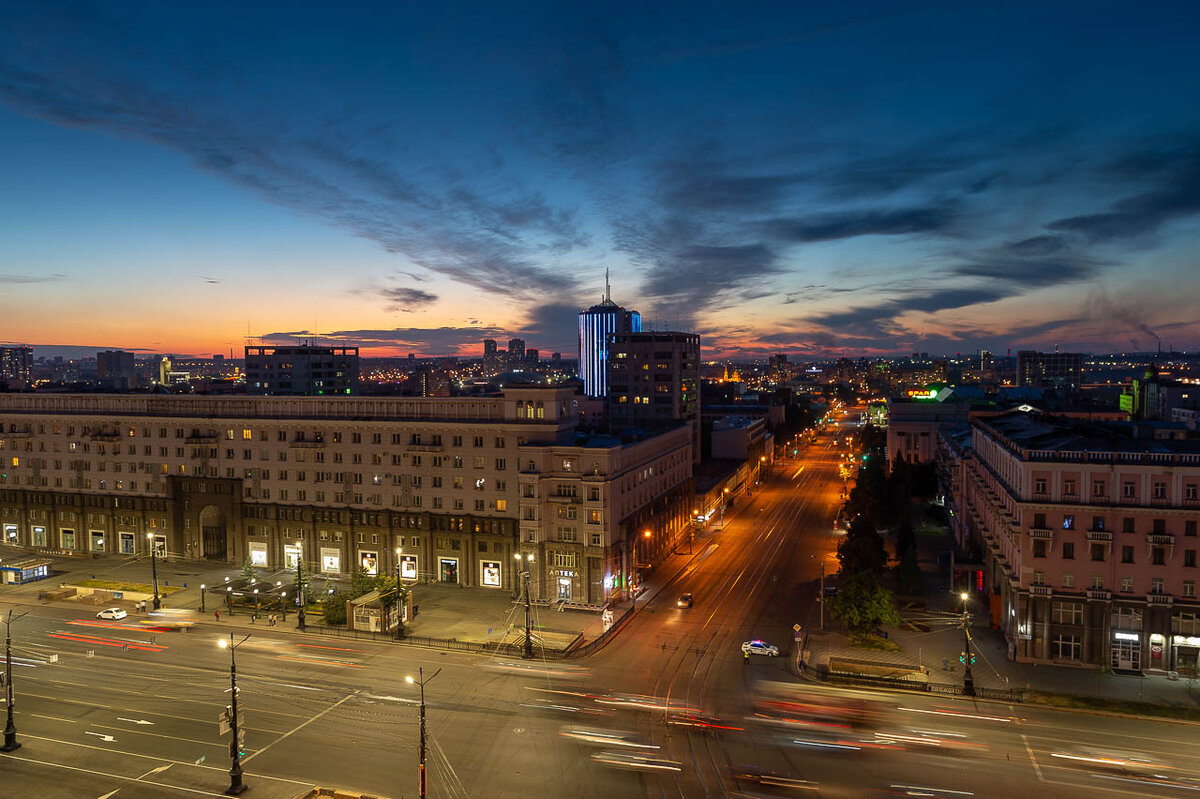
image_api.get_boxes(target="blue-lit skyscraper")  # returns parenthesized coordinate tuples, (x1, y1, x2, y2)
(578, 273, 640, 398)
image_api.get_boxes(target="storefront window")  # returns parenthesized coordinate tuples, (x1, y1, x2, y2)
(360, 551, 378, 576)
(481, 561, 501, 587)
(400, 555, 418, 581)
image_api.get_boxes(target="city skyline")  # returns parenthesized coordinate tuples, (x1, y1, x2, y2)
(3, 3, 1199, 359)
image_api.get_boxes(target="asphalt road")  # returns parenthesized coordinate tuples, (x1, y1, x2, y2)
(2, 418, 1199, 798)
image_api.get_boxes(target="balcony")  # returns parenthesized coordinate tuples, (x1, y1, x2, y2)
(1086, 530, 1113, 542)
(1029, 528, 1053, 540)
(547, 494, 581, 504)
(1029, 584, 1053, 597)
(289, 439, 325, 448)
(1087, 588, 1112, 601)
(1147, 593, 1174, 606)
(185, 434, 218, 444)
(406, 444, 444, 452)
(1148, 534, 1175, 545)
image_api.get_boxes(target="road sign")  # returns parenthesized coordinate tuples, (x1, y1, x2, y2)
(219, 719, 231, 736)
(793, 623, 801, 632)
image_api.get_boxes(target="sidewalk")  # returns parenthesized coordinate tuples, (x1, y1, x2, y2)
(803, 515, 1200, 709)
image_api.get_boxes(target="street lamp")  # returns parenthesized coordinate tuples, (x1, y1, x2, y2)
(633, 530, 651, 611)
(960, 592, 975, 697)
(720, 487, 730, 529)
(226, 585, 233, 615)
(395, 547, 404, 641)
(147, 533, 161, 610)
(514, 552, 535, 659)
(200, 584, 206, 613)
(295, 541, 306, 631)
(405, 667, 441, 799)
(1, 609, 29, 752)
(218, 632, 251, 795)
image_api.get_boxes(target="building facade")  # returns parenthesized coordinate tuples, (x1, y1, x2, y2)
(577, 284, 640, 398)
(0, 388, 691, 606)
(941, 410, 1200, 674)
(607, 331, 700, 459)
(1016, 350, 1083, 392)
(0, 346, 33, 389)
(96, 350, 136, 389)
(244, 345, 359, 396)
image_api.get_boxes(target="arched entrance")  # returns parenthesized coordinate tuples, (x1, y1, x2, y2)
(199, 505, 227, 561)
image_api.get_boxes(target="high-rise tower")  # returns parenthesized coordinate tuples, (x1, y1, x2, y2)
(578, 270, 640, 398)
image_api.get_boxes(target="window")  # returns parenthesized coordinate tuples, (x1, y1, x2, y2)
(1187, 484, 1198, 501)
(1152, 577, 1164, 594)
(452, 436, 463, 447)
(1062, 542, 1075, 560)
(494, 437, 505, 448)
(1033, 540, 1048, 558)
(1032, 570, 1046, 585)
(588, 510, 602, 525)
(1092, 480, 1106, 497)
(1153, 518, 1166, 534)
(495, 500, 507, 512)
(473, 436, 484, 448)
(1062, 515, 1075, 530)
(1123, 481, 1136, 498)
(1053, 635, 1081, 661)
(1152, 547, 1166, 566)
(1185, 580, 1196, 598)
(474, 500, 485, 511)
(1062, 572, 1075, 588)
(552, 552, 576, 568)
(1153, 482, 1167, 499)
(1121, 576, 1134, 593)
(472, 457, 485, 469)
(1091, 517, 1105, 531)
(557, 527, 578, 542)
(1052, 601, 1083, 625)
(1187, 521, 1197, 537)
(1123, 517, 1136, 533)
(590, 533, 602, 547)
(1033, 513, 1047, 529)
(1034, 478, 1047, 494)
(1186, 550, 1197, 568)
(1063, 479, 1076, 496)
(495, 458, 506, 471)
(1121, 545, 1134, 563)
(1091, 575, 1104, 590)
(1090, 543, 1105, 562)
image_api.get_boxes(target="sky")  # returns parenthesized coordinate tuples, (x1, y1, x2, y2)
(1, 1, 1199, 359)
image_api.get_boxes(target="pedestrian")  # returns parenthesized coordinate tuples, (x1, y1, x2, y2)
(744, 650, 750, 666)
(270, 614, 277, 627)
(214, 609, 220, 622)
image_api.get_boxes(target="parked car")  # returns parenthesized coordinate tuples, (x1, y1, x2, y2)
(741, 639, 780, 657)
(676, 593, 694, 609)
(96, 608, 128, 620)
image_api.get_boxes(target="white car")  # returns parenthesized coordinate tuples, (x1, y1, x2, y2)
(741, 639, 779, 657)
(96, 608, 128, 620)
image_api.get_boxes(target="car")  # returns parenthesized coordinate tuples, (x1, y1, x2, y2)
(742, 639, 780, 657)
(676, 593, 694, 609)
(96, 608, 127, 620)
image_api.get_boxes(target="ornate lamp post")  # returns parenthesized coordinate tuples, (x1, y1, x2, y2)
(960, 592, 975, 696)
(513, 552, 535, 658)
(1, 610, 29, 752)
(147, 533, 161, 610)
(295, 541, 306, 631)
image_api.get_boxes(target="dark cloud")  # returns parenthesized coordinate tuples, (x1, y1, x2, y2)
(764, 204, 959, 243)
(1047, 144, 1200, 242)
(948, 255, 1098, 287)
(379, 287, 439, 313)
(1002, 235, 1065, 257)
(0, 272, 67, 283)
(0, 62, 582, 300)
(641, 243, 778, 302)
(261, 326, 504, 354)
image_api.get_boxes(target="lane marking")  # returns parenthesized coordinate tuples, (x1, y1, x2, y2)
(31, 713, 76, 723)
(116, 718, 154, 726)
(1021, 733, 1045, 782)
(0, 751, 230, 798)
(277, 655, 364, 669)
(241, 692, 355, 765)
(85, 731, 117, 742)
(136, 764, 172, 780)
(297, 643, 359, 652)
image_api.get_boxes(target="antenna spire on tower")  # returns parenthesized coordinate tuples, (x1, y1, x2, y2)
(604, 267, 611, 303)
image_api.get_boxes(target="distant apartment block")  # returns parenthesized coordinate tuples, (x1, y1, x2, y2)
(607, 331, 700, 460)
(1016, 350, 1083, 392)
(578, 280, 640, 398)
(96, 350, 136, 389)
(940, 410, 1200, 674)
(244, 345, 359, 396)
(0, 346, 33, 389)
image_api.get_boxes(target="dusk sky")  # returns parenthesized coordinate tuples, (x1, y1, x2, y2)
(2, 2, 1198, 359)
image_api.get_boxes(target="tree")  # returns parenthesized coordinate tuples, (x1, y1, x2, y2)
(895, 546, 923, 596)
(829, 575, 901, 631)
(322, 590, 349, 625)
(241, 558, 257, 582)
(836, 517, 888, 581)
(350, 567, 375, 599)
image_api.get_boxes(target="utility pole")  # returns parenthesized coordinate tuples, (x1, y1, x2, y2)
(395, 547, 405, 641)
(147, 533, 162, 610)
(200, 584, 206, 613)
(295, 542, 306, 631)
(819, 560, 825, 632)
(960, 592, 975, 696)
(219, 632, 251, 795)
(406, 667, 441, 799)
(514, 552, 534, 658)
(1, 609, 29, 752)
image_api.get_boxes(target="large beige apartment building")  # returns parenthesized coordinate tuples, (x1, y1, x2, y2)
(0, 388, 693, 605)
